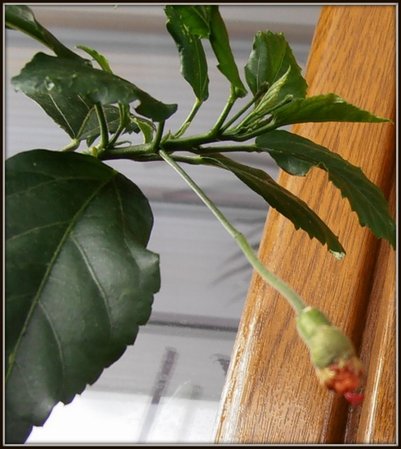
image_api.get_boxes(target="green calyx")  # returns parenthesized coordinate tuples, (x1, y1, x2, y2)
(296, 307, 356, 368)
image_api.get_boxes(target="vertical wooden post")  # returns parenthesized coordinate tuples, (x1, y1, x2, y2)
(215, 6, 395, 444)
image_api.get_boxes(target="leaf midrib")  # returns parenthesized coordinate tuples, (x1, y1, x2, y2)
(6, 173, 115, 383)
(7, 175, 111, 199)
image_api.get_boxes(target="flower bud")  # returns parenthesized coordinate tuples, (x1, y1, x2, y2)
(296, 306, 363, 405)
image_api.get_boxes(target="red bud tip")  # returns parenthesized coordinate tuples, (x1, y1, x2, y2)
(324, 358, 362, 394)
(316, 356, 363, 396)
(344, 391, 364, 406)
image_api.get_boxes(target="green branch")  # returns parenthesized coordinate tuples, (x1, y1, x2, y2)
(60, 138, 80, 152)
(174, 98, 203, 138)
(193, 144, 259, 155)
(219, 95, 259, 133)
(94, 103, 109, 149)
(210, 90, 237, 135)
(152, 121, 165, 152)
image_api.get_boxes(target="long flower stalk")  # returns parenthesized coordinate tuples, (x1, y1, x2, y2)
(160, 149, 365, 406)
(159, 149, 306, 314)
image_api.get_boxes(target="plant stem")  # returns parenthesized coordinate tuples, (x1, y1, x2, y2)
(108, 124, 124, 147)
(159, 149, 306, 315)
(174, 98, 203, 138)
(219, 95, 258, 133)
(230, 119, 278, 141)
(193, 144, 259, 155)
(108, 103, 129, 147)
(152, 121, 165, 152)
(94, 103, 109, 149)
(61, 138, 80, 152)
(210, 90, 237, 135)
(163, 132, 218, 150)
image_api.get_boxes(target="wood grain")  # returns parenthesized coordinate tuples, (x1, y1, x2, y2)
(345, 177, 396, 444)
(215, 6, 395, 444)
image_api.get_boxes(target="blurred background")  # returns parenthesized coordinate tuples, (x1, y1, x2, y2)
(5, 4, 321, 443)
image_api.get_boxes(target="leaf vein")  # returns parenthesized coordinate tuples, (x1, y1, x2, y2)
(70, 235, 113, 335)
(7, 176, 108, 199)
(38, 301, 66, 397)
(6, 175, 114, 383)
(7, 220, 70, 242)
(48, 93, 76, 136)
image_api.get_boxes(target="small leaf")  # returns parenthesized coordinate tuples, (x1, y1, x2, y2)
(208, 6, 247, 98)
(256, 130, 396, 247)
(6, 150, 160, 443)
(12, 53, 177, 122)
(199, 153, 345, 257)
(165, 6, 209, 101)
(245, 31, 307, 100)
(76, 44, 113, 73)
(270, 94, 389, 128)
(253, 67, 293, 112)
(5, 5, 85, 62)
(132, 117, 155, 144)
(238, 67, 293, 131)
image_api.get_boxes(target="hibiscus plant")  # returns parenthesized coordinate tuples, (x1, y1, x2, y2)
(5, 5, 395, 444)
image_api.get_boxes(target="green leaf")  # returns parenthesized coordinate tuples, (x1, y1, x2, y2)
(5, 150, 160, 443)
(199, 153, 345, 258)
(5, 5, 85, 62)
(12, 53, 177, 122)
(270, 94, 389, 128)
(78, 105, 120, 143)
(76, 45, 113, 73)
(166, 5, 211, 38)
(165, 6, 246, 97)
(132, 117, 155, 144)
(237, 67, 293, 132)
(208, 6, 247, 98)
(252, 67, 293, 112)
(25, 90, 93, 139)
(256, 130, 396, 247)
(76, 45, 136, 137)
(165, 6, 209, 101)
(244, 31, 307, 100)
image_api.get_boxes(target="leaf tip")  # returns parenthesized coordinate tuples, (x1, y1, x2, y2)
(330, 249, 346, 260)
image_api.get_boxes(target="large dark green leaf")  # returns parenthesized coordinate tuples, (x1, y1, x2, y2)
(165, 6, 209, 101)
(256, 130, 396, 247)
(5, 5, 85, 62)
(12, 53, 177, 122)
(5, 150, 160, 443)
(270, 94, 389, 128)
(244, 31, 307, 100)
(208, 6, 247, 98)
(198, 154, 345, 258)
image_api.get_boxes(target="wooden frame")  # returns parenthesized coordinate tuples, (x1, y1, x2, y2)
(215, 5, 396, 444)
